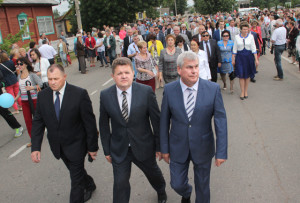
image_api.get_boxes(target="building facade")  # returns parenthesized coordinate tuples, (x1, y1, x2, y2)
(0, 0, 59, 47)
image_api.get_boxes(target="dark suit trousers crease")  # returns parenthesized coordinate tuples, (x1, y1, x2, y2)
(170, 157, 212, 203)
(112, 148, 166, 203)
(209, 62, 218, 82)
(60, 148, 95, 203)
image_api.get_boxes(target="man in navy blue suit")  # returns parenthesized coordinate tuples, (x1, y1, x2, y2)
(160, 52, 228, 203)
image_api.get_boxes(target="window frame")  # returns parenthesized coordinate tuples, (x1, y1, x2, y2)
(0, 30, 3, 44)
(36, 16, 55, 36)
(17, 12, 31, 41)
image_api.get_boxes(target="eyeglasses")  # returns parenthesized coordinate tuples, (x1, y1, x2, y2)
(222, 35, 229, 37)
(202, 35, 209, 37)
(17, 63, 23, 66)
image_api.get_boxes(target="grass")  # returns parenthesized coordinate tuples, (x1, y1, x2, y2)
(55, 51, 77, 66)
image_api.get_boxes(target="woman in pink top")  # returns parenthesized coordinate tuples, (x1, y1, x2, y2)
(119, 26, 127, 40)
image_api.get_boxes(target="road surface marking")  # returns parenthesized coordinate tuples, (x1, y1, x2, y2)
(102, 78, 113, 86)
(8, 144, 27, 159)
(90, 90, 97, 96)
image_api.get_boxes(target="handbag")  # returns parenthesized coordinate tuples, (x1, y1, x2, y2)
(149, 57, 157, 76)
(67, 54, 72, 64)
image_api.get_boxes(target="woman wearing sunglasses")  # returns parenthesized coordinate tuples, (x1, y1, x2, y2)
(15, 57, 43, 147)
(232, 22, 259, 100)
(217, 30, 235, 93)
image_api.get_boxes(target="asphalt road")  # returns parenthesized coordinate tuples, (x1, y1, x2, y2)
(0, 51, 300, 203)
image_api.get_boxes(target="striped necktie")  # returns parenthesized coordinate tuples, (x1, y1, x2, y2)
(122, 91, 129, 122)
(186, 88, 195, 121)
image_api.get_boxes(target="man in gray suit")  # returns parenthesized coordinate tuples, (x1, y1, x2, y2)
(173, 26, 190, 46)
(99, 57, 167, 203)
(160, 52, 228, 203)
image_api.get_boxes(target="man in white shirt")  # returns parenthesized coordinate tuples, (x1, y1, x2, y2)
(227, 19, 240, 40)
(38, 40, 57, 65)
(127, 34, 140, 78)
(271, 19, 287, 80)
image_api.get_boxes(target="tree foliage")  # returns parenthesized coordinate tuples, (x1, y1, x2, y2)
(194, 0, 235, 15)
(80, 0, 161, 31)
(162, 0, 187, 15)
(0, 18, 34, 53)
(53, 9, 60, 19)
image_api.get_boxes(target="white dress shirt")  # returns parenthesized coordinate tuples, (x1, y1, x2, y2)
(180, 78, 199, 110)
(271, 27, 287, 45)
(116, 85, 132, 116)
(39, 44, 57, 59)
(53, 81, 67, 108)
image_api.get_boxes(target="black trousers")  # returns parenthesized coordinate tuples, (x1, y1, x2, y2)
(0, 107, 21, 129)
(48, 58, 55, 65)
(60, 149, 95, 203)
(112, 148, 166, 203)
(209, 63, 218, 82)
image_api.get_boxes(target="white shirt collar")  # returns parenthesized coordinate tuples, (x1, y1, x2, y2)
(53, 81, 67, 97)
(180, 78, 199, 93)
(116, 85, 132, 96)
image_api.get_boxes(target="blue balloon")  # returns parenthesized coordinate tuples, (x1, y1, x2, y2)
(0, 93, 15, 108)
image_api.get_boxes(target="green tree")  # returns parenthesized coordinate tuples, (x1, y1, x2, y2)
(53, 8, 60, 19)
(194, 0, 235, 14)
(80, 0, 161, 31)
(0, 18, 34, 53)
(162, 0, 187, 15)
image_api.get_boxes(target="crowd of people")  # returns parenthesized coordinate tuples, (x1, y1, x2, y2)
(0, 7, 299, 203)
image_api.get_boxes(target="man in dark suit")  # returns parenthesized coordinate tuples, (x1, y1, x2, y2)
(122, 29, 134, 58)
(154, 26, 166, 47)
(213, 20, 226, 42)
(192, 25, 206, 43)
(160, 52, 228, 203)
(250, 29, 260, 83)
(99, 57, 167, 203)
(199, 31, 221, 82)
(31, 64, 99, 203)
(181, 23, 192, 42)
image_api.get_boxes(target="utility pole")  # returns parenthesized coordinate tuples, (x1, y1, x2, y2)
(74, 0, 82, 32)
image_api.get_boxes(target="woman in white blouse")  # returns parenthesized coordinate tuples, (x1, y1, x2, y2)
(190, 39, 211, 80)
(232, 21, 259, 100)
(30, 48, 50, 87)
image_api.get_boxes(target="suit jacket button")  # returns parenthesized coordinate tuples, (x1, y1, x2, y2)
(189, 125, 191, 128)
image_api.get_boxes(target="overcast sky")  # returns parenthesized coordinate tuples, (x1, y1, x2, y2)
(52, 0, 195, 16)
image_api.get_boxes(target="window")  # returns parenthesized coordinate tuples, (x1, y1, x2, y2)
(0, 30, 3, 44)
(138, 12, 143, 20)
(37, 16, 55, 35)
(17, 12, 30, 40)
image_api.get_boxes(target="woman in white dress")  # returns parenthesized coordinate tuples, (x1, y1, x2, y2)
(112, 30, 123, 58)
(190, 39, 211, 80)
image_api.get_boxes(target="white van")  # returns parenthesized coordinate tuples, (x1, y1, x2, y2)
(239, 7, 260, 15)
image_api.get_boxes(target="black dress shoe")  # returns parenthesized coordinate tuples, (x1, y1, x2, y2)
(240, 97, 244, 100)
(158, 191, 167, 203)
(250, 78, 256, 83)
(84, 184, 96, 202)
(244, 96, 248, 99)
(181, 196, 191, 203)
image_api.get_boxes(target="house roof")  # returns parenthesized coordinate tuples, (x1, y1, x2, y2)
(2, 0, 59, 5)
(55, 7, 72, 21)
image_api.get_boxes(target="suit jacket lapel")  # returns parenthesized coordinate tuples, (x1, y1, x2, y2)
(192, 79, 205, 120)
(47, 88, 59, 124)
(175, 81, 189, 122)
(110, 85, 126, 123)
(128, 83, 137, 123)
(58, 83, 70, 125)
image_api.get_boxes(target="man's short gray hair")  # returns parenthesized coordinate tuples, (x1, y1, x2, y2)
(276, 19, 283, 26)
(173, 26, 180, 31)
(132, 34, 138, 38)
(177, 52, 199, 69)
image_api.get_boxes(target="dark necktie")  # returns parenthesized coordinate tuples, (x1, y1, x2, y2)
(54, 91, 60, 120)
(121, 91, 129, 122)
(205, 41, 211, 62)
